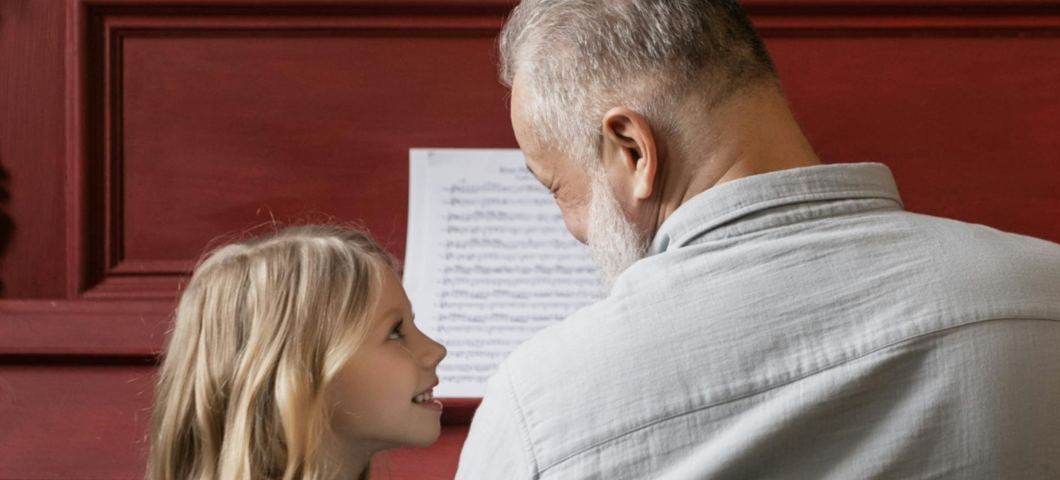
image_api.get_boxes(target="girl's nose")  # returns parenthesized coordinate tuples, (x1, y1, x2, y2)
(427, 337, 447, 366)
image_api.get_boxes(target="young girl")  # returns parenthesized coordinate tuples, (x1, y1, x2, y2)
(148, 225, 447, 480)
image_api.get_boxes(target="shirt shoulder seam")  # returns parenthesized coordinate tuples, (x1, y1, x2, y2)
(670, 189, 902, 249)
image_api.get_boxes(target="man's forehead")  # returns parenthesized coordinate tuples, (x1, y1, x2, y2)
(510, 78, 545, 175)
(511, 73, 525, 98)
(509, 79, 529, 133)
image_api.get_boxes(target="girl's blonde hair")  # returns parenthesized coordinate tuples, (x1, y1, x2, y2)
(148, 225, 395, 480)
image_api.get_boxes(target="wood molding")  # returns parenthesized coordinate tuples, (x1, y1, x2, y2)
(64, 0, 1060, 300)
(0, 299, 172, 357)
(68, 0, 511, 301)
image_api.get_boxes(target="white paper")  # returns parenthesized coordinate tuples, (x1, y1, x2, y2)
(404, 149, 601, 398)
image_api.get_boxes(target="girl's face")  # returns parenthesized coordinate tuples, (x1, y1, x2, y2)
(328, 267, 448, 453)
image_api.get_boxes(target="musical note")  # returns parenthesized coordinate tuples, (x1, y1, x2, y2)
(404, 149, 603, 397)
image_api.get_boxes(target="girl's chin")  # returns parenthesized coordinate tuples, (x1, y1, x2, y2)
(406, 434, 440, 448)
(412, 424, 442, 447)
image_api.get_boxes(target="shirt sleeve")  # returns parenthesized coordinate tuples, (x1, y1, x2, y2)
(455, 363, 538, 480)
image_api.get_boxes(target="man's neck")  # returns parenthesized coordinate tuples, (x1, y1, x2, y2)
(653, 87, 822, 232)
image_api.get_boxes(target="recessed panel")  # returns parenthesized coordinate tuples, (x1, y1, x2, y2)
(121, 34, 516, 266)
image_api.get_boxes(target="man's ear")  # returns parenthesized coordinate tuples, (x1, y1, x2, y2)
(601, 107, 657, 200)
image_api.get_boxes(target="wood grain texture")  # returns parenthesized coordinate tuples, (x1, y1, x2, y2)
(0, 0, 68, 299)
(0, 365, 157, 479)
(117, 33, 513, 270)
(770, 36, 1060, 241)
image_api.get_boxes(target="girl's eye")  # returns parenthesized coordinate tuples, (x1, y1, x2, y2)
(388, 320, 405, 340)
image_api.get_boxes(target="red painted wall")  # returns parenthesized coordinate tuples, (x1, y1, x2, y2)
(1, 1, 1058, 478)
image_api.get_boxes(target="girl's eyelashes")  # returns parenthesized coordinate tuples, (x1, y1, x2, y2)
(387, 319, 405, 340)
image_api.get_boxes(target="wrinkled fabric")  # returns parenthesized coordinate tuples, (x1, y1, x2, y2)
(455, 163, 1060, 480)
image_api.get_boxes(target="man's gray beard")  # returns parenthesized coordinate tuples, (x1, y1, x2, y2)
(586, 172, 650, 294)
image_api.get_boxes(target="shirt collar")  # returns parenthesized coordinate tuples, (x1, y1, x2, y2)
(648, 163, 904, 255)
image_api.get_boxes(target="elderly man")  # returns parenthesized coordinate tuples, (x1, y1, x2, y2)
(456, 1, 1060, 479)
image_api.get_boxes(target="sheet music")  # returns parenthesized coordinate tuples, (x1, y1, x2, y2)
(404, 149, 601, 398)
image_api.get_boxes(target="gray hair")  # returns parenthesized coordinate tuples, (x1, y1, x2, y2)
(500, 0, 778, 169)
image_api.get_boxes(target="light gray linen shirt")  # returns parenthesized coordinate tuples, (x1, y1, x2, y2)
(454, 163, 1060, 480)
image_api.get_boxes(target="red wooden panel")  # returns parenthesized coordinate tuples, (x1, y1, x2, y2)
(119, 33, 515, 266)
(0, 0, 68, 299)
(0, 365, 157, 479)
(67, 4, 516, 298)
(770, 36, 1060, 242)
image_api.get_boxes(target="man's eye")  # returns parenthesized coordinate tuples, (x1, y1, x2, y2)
(388, 321, 405, 340)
